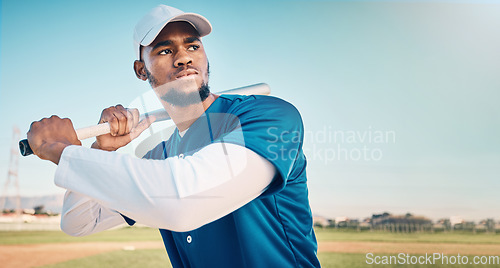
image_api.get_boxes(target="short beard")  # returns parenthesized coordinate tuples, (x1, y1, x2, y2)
(160, 82, 210, 107)
(145, 65, 210, 107)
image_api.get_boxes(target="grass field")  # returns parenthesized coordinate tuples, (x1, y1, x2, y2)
(2, 227, 500, 267)
(43, 249, 171, 268)
(314, 228, 500, 244)
(39, 251, 500, 268)
(0, 227, 161, 245)
(3, 227, 500, 245)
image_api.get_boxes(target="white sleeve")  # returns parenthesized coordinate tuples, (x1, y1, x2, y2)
(55, 142, 276, 233)
(60, 190, 127, 236)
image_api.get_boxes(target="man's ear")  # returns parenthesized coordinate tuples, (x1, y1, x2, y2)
(133, 60, 148, 81)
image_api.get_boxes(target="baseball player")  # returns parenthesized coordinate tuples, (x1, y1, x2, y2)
(27, 5, 320, 267)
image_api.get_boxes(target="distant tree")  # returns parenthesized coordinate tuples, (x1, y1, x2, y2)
(462, 221, 475, 232)
(371, 212, 431, 233)
(34, 205, 45, 215)
(485, 219, 495, 233)
(440, 219, 451, 231)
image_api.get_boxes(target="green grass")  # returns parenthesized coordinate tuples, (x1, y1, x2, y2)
(42, 249, 171, 268)
(4, 227, 500, 267)
(41, 251, 500, 268)
(314, 228, 500, 244)
(0, 227, 160, 245)
(3, 227, 499, 245)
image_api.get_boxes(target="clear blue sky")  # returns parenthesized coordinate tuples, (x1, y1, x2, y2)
(1, 0, 499, 221)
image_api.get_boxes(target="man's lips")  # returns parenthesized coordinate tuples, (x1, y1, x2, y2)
(175, 69, 198, 79)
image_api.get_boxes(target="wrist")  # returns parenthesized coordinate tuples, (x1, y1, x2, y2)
(91, 141, 101, 150)
(44, 142, 72, 165)
(91, 140, 118, 152)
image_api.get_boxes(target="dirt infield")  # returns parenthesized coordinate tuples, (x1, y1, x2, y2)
(2, 241, 500, 267)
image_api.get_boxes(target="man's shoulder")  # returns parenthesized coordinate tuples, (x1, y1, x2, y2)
(217, 94, 304, 136)
(219, 94, 300, 116)
(219, 93, 290, 104)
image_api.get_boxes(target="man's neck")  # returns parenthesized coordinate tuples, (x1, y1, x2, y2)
(162, 93, 219, 132)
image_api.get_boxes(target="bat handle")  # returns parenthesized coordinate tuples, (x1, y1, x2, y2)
(18, 122, 111, 157)
(19, 139, 33, 156)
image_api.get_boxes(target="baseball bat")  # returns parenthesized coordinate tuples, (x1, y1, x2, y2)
(19, 83, 270, 156)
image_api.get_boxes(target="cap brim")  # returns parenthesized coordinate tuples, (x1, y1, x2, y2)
(140, 13, 212, 47)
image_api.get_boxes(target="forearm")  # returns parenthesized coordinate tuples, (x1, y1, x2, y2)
(55, 143, 275, 232)
(60, 190, 127, 236)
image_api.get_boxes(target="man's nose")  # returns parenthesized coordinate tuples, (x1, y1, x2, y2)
(174, 50, 192, 67)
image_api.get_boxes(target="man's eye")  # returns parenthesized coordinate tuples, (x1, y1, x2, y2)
(159, 49, 172, 55)
(187, 45, 199, 51)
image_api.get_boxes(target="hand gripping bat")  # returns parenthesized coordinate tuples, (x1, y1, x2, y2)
(19, 83, 270, 156)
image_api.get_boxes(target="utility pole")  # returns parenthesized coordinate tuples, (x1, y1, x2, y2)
(0, 126, 21, 218)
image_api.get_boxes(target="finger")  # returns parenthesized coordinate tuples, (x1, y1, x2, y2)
(114, 105, 128, 136)
(99, 107, 115, 123)
(130, 116, 156, 140)
(125, 108, 139, 133)
(129, 108, 140, 131)
(62, 118, 82, 146)
(29, 120, 39, 132)
(100, 106, 119, 136)
(27, 120, 41, 154)
(126, 109, 134, 133)
(107, 111, 119, 136)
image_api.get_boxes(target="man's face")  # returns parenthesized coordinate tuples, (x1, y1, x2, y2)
(138, 21, 210, 106)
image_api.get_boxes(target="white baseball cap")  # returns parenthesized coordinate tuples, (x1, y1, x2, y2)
(133, 5, 212, 60)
